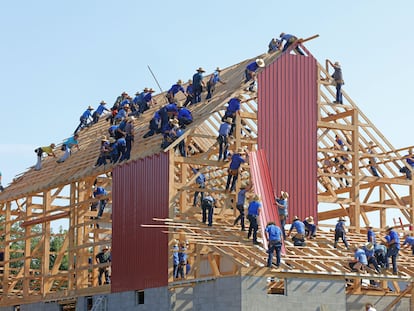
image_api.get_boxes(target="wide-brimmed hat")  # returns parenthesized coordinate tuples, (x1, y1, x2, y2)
(293, 216, 299, 221)
(253, 194, 261, 201)
(384, 225, 393, 231)
(334, 61, 341, 68)
(100, 100, 106, 105)
(50, 143, 56, 148)
(170, 118, 179, 125)
(224, 117, 232, 123)
(237, 147, 246, 154)
(123, 104, 130, 109)
(281, 191, 289, 199)
(365, 242, 374, 251)
(366, 223, 373, 228)
(148, 88, 155, 93)
(87, 105, 94, 110)
(306, 216, 314, 224)
(143, 87, 149, 92)
(177, 79, 183, 85)
(188, 79, 192, 83)
(135, 91, 141, 95)
(338, 216, 345, 221)
(121, 91, 128, 96)
(101, 135, 109, 142)
(256, 58, 265, 68)
(127, 116, 135, 122)
(196, 67, 205, 72)
(279, 32, 285, 37)
(216, 67, 222, 72)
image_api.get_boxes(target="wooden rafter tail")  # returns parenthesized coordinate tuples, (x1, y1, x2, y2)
(298, 34, 319, 44)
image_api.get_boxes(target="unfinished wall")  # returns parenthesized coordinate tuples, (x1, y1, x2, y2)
(347, 294, 410, 311)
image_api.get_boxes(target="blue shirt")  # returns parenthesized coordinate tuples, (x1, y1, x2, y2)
(178, 108, 192, 120)
(209, 71, 221, 84)
(280, 33, 295, 42)
(115, 108, 127, 120)
(172, 245, 179, 265)
(218, 122, 231, 136)
(229, 153, 245, 170)
(237, 189, 247, 205)
(335, 220, 346, 231)
(116, 137, 126, 147)
(247, 200, 261, 216)
(227, 98, 241, 113)
(276, 198, 288, 216)
(96, 103, 109, 115)
(374, 244, 387, 254)
(193, 72, 203, 87)
(367, 229, 376, 244)
(94, 186, 107, 197)
(246, 61, 259, 72)
(266, 224, 282, 241)
(168, 84, 185, 96)
(289, 220, 305, 235)
(178, 247, 187, 263)
(354, 248, 368, 265)
(81, 109, 92, 119)
(165, 103, 178, 113)
(119, 98, 130, 108)
(363, 246, 374, 258)
(406, 154, 414, 167)
(388, 230, 400, 249)
(143, 92, 152, 102)
(403, 236, 414, 246)
(133, 93, 144, 104)
(186, 84, 193, 94)
(64, 136, 78, 149)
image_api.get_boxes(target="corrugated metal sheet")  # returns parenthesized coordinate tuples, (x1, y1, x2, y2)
(249, 150, 285, 253)
(257, 46, 318, 223)
(111, 153, 170, 292)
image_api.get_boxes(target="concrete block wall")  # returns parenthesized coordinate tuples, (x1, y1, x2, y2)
(20, 301, 61, 311)
(347, 294, 410, 311)
(242, 276, 347, 311)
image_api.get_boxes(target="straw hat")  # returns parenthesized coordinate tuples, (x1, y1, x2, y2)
(334, 61, 341, 68)
(366, 223, 373, 228)
(306, 216, 314, 224)
(338, 216, 345, 221)
(148, 88, 155, 93)
(196, 67, 206, 72)
(127, 116, 135, 122)
(281, 191, 289, 199)
(255, 58, 265, 68)
(100, 100, 106, 105)
(293, 216, 299, 221)
(365, 242, 374, 251)
(384, 225, 393, 231)
(177, 79, 183, 85)
(101, 135, 109, 142)
(87, 105, 94, 110)
(253, 194, 261, 201)
(170, 118, 179, 125)
(224, 117, 232, 123)
(216, 67, 222, 72)
(237, 147, 246, 154)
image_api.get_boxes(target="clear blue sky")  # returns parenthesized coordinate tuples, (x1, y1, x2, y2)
(0, 0, 412, 186)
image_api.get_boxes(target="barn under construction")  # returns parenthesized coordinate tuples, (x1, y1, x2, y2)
(1, 37, 414, 311)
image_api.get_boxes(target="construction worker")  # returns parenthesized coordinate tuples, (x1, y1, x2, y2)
(92, 100, 110, 124)
(276, 191, 289, 240)
(217, 117, 232, 161)
(74, 105, 94, 134)
(331, 61, 344, 104)
(34, 143, 56, 170)
(234, 183, 252, 231)
(303, 216, 317, 239)
(363, 242, 381, 274)
(192, 67, 206, 104)
(183, 79, 194, 107)
(334, 217, 350, 249)
(191, 167, 206, 207)
(206, 67, 226, 100)
(367, 141, 379, 177)
(402, 234, 414, 255)
(222, 95, 244, 136)
(265, 221, 283, 268)
(268, 38, 282, 53)
(400, 148, 414, 180)
(279, 32, 305, 55)
(366, 224, 376, 246)
(95, 246, 111, 285)
(201, 193, 215, 227)
(365, 303, 377, 311)
(123, 116, 135, 161)
(225, 147, 248, 192)
(177, 102, 193, 129)
(348, 245, 368, 273)
(247, 194, 262, 245)
(166, 80, 186, 103)
(288, 216, 306, 246)
(93, 185, 108, 218)
(57, 134, 80, 163)
(172, 241, 179, 278)
(177, 242, 187, 279)
(384, 225, 400, 275)
(244, 58, 265, 91)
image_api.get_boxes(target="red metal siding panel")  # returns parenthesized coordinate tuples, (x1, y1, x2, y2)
(111, 153, 169, 292)
(258, 48, 318, 223)
(249, 150, 284, 253)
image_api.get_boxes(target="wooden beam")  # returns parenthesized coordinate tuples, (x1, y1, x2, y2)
(20, 211, 70, 227)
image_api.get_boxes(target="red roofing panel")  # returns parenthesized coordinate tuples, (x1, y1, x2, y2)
(249, 150, 285, 253)
(111, 153, 169, 292)
(257, 47, 318, 224)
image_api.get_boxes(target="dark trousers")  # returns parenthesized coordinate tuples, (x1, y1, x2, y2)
(279, 215, 287, 240)
(335, 84, 343, 103)
(97, 200, 107, 218)
(202, 204, 214, 226)
(218, 135, 229, 160)
(386, 244, 399, 274)
(247, 215, 258, 243)
(334, 229, 349, 248)
(234, 204, 245, 230)
(193, 86, 202, 103)
(124, 135, 133, 160)
(98, 267, 110, 285)
(206, 81, 216, 100)
(193, 183, 205, 206)
(267, 240, 282, 267)
(226, 171, 238, 191)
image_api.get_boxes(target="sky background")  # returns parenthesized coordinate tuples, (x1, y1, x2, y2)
(0, 0, 412, 187)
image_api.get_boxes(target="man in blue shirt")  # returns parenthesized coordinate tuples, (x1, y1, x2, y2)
(403, 234, 414, 255)
(74, 105, 94, 134)
(192, 67, 206, 104)
(172, 242, 179, 279)
(177, 243, 188, 279)
(349, 245, 368, 273)
(217, 118, 232, 161)
(225, 148, 248, 192)
(167, 80, 186, 103)
(276, 191, 289, 240)
(177, 103, 193, 129)
(93, 186, 108, 218)
(288, 216, 306, 246)
(363, 242, 381, 274)
(92, 100, 110, 124)
(266, 222, 283, 268)
(234, 183, 252, 231)
(303, 216, 317, 239)
(206, 67, 226, 100)
(268, 38, 282, 53)
(385, 225, 400, 275)
(192, 167, 206, 207)
(223, 95, 244, 136)
(57, 134, 80, 163)
(367, 224, 376, 246)
(247, 195, 262, 245)
(279, 32, 305, 55)
(400, 149, 414, 180)
(331, 61, 345, 104)
(244, 58, 265, 91)
(334, 217, 350, 249)
(201, 194, 215, 227)
(183, 79, 194, 107)
(374, 243, 387, 268)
